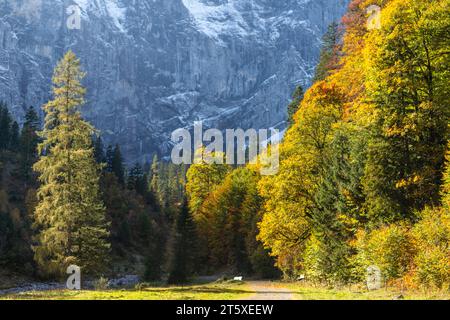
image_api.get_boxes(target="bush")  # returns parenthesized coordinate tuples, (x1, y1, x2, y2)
(275, 247, 304, 280)
(135, 283, 147, 291)
(303, 235, 322, 282)
(412, 207, 450, 289)
(94, 277, 109, 291)
(304, 234, 353, 285)
(355, 224, 415, 283)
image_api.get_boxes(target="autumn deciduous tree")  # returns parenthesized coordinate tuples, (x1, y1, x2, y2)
(258, 81, 344, 277)
(362, 0, 450, 223)
(186, 150, 230, 220)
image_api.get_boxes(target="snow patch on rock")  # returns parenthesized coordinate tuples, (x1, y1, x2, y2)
(104, 0, 127, 32)
(181, 0, 250, 42)
(74, 0, 127, 32)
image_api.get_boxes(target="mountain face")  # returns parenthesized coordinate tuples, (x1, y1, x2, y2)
(0, 0, 349, 163)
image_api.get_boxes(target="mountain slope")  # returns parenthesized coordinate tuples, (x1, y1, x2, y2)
(0, 0, 349, 163)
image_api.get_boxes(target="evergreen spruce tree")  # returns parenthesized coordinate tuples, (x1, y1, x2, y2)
(20, 107, 40, 156)
(112, 144, 125, 186)
(287, 85, 304, 128)
(144, 228, 163, 282)
(9, 121, 19, 151)
(19, 107, 40, 182)
(106, 145, 114, 171)
(127, 163, 146, 195)
(93, 136, 106, 165)
(167, 198, 196, 284)
(308, 131, 358, 284)
(0, 102, 11, 150)
(33, 51, 110, 277)
(313, 22, 341, 82)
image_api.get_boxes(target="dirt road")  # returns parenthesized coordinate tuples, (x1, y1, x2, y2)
(242, 281, 294, 300)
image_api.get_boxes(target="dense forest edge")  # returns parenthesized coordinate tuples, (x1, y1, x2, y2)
(0, 0, 449, 296)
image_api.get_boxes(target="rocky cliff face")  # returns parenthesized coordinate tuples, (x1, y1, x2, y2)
(0, 0, 349, 163)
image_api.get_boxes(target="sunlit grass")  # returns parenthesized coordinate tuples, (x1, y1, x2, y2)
(278, 282, 450, 300)
(1, 281, 253, 300)
(2, 281, 448, 300)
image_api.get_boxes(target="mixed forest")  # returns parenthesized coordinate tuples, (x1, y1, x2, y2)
(0, 0, 449, 291)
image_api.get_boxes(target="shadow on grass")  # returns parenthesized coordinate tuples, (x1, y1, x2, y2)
(142, 287, 252, 295)
(141, 287, 293, 296)
(1, 280, 297, 300)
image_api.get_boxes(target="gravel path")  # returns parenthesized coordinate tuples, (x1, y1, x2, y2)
(242, 281, 294, 300)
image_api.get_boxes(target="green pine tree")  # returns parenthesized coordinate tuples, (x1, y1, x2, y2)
(308, 130, 358, 284)
(111, 144, 125, 186)
(9, 121, 19, 151)
(313, 22, 341, 82)
(167, 198, 197, 284)
(33, 51, 110, 277)
(127, 163, 147, 196)
(143, 226, 164, 282)
(93, 136, 106, 164)
(19, 107, 40, 183)
(287, 85, 304, 128)
(0, 102, 12, 150)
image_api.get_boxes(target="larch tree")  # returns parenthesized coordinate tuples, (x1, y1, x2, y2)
(150, 154, 160, 197)
(442, 143, 450, 209)
(33, 51, 110, 277)
(186, 149, 230, 220)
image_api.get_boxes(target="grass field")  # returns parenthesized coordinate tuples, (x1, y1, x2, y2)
(278, 282, 450, 300)
(1, 281, 253, 300)
(1, 281, 448, 300)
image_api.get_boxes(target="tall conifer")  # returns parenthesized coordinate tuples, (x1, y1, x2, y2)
(33, 51, 110, 277)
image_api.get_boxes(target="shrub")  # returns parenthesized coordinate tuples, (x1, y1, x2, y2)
(412, 207, 450, 289)
(304, 234, 353, 285)
(355, 224, 415, 283)
(276, 247, 304, 280)
(303, 235, 322, 283)
(135, 283, 148, 291)
(94, 277, 109, 291)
